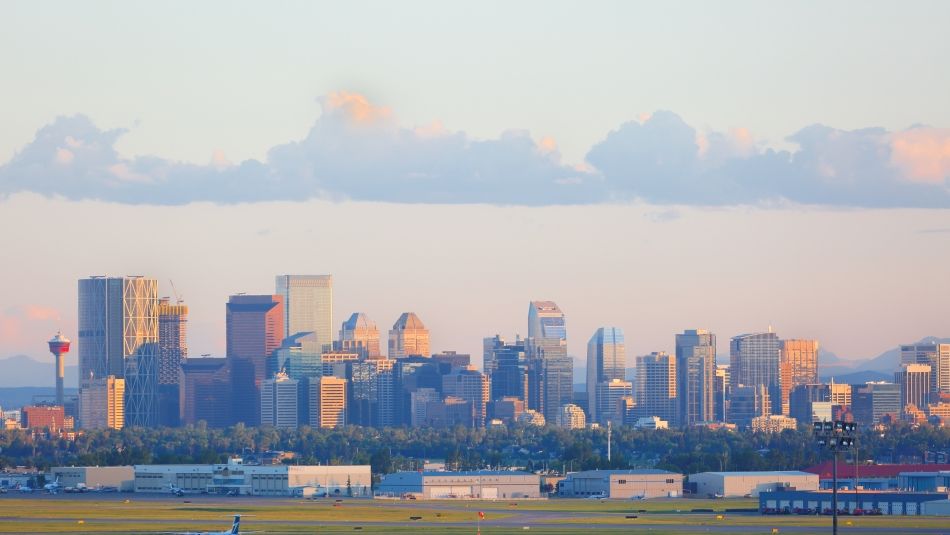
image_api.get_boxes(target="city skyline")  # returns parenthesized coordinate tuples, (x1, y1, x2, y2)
(1, 3, 948, 374)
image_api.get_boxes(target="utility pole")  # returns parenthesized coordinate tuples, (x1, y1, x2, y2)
(814, 420, 856, 535)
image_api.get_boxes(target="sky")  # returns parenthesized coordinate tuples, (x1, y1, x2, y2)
(1, 1, 949, 372)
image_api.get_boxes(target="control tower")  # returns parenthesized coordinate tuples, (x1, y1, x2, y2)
(47, 332, 71, 406)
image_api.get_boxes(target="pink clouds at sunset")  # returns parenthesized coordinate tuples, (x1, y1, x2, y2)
(890, 127, 950, 183)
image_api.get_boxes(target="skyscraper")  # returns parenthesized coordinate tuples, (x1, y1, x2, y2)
(442, 367, 490, 427)
(527, 301, 572, 423)
(779, 339, 819, 416)
(900, 343, 950, 395)
(339, 312, 381, 358)
(852, 382, 900, 426)
(78, 276, 159, 427)
(675, 329, 716, 427)
(634, 352, 677, 425)
(587, 327, 626, 423)
(714, 365, 729, 422)
(730, 331, 781, 414)
(179, 356, 231, 428)
(484, 335, 528, 402)
(276, 275, 333, 352)
(261, 370, 299, 429)
(595, 378, 633, 424)
(309, 376, 347, 428)
(388, 312, 430, 358)
(896, 363, 931, 416)
(157, 297, 188, 427)
(226, 294, 284, 426)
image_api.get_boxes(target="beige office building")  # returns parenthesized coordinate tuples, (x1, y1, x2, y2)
(79, 375, 125, 429)
(780, 339, 819, 416)
(388, 312, 430, 358)
(309, 376, 346, 428)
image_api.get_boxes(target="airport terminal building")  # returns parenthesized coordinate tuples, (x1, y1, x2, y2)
(133, 459, 371, 497)
(557, 469, 683, 499)
(376, 470, 540, 499)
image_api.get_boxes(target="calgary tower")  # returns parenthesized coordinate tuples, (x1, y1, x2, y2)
(47, 331, 71, 406)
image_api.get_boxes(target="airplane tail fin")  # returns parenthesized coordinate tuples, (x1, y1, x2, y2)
(231, 514, 241, 534)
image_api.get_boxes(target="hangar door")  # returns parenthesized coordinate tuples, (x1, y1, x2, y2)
(429, 486, 473, 498)
(480, 487, 498, 499)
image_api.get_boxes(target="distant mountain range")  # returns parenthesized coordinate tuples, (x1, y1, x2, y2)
(0, 354, 78, 388)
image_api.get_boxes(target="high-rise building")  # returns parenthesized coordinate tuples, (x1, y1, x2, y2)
(779, 339, 819, 416)
(269, 332, 323, 380)
(587, 327, 626, 424)
(157, 298, 188, 427)
(345, 358, 395, 427)
(634, 352, 677, 425)
(594, 378, 633, 424)
(728, 384, 770, 429)
(309, 376, 346, 428)
(179, 356, 231, 428)
(714, 365, 729, 422)
(730, 331, 781, 414)
(226, 294, 284, 426)
(22, 406, 70, 431)
(900, 343, 950, 395)
(410, 387, 440, 427)
(261, 371, 299, 429)
(47, 332, 71, 407)
(276, 275, 333, 352)
(852, 382, 901, 427)
(79, 375, 125, 429)
(339, 312, 381, 358)
(527, 301, 572, 423)
(675, 329, 716, 426)
(896, 363, 932, 415)
(484, 335, 528, 402)
(388, 312, 430, 358)
(392, 356, 442, 426)
(78, 276, 159, 427)
(442, 368, 490, 427)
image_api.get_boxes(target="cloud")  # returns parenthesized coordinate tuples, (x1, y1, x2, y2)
(0, 95, 948, 208)
(25, 305, 60, 321)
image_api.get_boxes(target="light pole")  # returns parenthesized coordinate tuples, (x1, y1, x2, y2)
(814, 420, 856, 535)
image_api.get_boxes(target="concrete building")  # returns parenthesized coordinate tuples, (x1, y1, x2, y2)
(896, 363, 932, 416)
(489, 396, 525, 423)
(276, 275, 333, 352)
(779, 339, 819, 416)
(309, 376, 346, 428)
(558, 469, 683, 498)
(22, 405, 70, 431)
(594, 379, 633, 425)
(634, 416, 669, 429)
(689, 471, 818, 498)
(78, 276, 159, 427)
(79, 375, 125, 429)
(376, 470, 540, 499)
(587, 327, 626, 424)
(635, 352, 677, 425)
(676, 329, 716, 426)
(260, 371, 298, 429)
(133, 459, 371, 497)
(751, 414, 798, 433)
(714, 365, 729, 422)
(226, 294, 284, 426)
(50, 466, 134, 491)
(388, 312, 430, 358)
(556, 403, 586, 429)
(442, 367, 490, 427)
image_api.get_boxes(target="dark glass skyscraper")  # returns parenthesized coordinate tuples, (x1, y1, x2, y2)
(527, 301, 572, 423)
(675, 329, 715, 426)
(226, 294, 284, 426)
(587, 327, 626, 423)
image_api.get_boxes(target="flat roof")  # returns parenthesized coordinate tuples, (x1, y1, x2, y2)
(695, 471, 815, 477)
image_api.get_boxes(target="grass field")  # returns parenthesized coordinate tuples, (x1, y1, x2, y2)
(0, 496, 947, 534)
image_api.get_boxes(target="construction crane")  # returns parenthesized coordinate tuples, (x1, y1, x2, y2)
(169, 279, 184, 304)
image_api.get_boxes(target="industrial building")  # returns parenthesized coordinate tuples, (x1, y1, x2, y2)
(376, 470, 540, 499)
(557, 469, 683, 499)
(50, 466, 134, 491)
(805, 461, 950, 490)
(688, 471, 818, 498)
(760, 489, 950, 515)
(133, 458, 371, 497)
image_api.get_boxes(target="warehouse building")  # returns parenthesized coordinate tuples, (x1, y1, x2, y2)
(50, 466, 134, 491)
(133, 458, 371, 497)
(689, 471, 818, 498)
(557, 469, 683, 499)
(760, 489, 950, 515)
(376, 470, 540, 499)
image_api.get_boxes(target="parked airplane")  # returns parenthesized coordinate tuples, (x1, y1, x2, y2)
(168, 483, 188, 497)
(166, 515, 249, 535)
(44, 477, 62, 494)
(18, 484, 34, 493)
